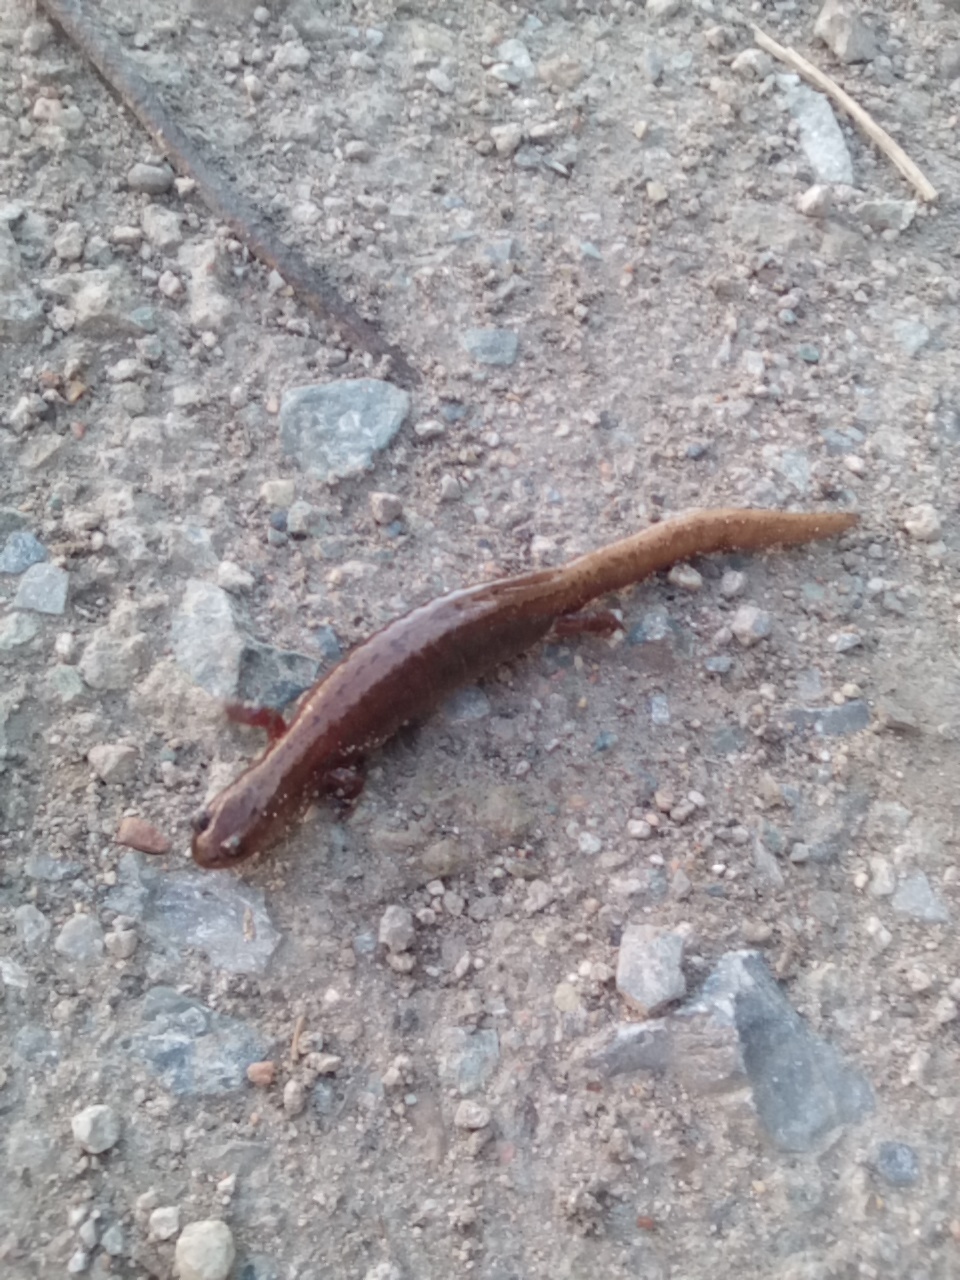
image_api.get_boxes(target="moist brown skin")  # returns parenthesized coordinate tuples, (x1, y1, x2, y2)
(191, 507, 858, 869)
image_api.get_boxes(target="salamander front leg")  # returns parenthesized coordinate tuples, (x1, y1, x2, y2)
(551, 609, 623, 639)
(225, 702, 288, 742)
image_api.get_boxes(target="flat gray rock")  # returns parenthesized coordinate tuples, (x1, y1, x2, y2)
(124, 985, 268, 1096)
(14, 562, 68, 614)
(616, 924, 686, 1016)
(106, 852, 280, 974)
(237, 640, 320, 710)
(892, 871, 949, 923)
(461, 327, 519, 366)
(172, 579, 244, 698)
(589, 951, 874, 1152)
(280, 379, 410, 481)
(783, 81, 854, 184)
(0, 530, 46, 574)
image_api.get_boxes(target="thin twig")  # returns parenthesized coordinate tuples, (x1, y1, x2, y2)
(37, 0, 420, 385)
(290, 1013, 306, 1063)
(753, 25, 938, 203)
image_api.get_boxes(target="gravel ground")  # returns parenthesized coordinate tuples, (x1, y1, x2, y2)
(2, 1, 960, 1277)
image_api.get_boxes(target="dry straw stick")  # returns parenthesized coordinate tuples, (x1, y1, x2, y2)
(753, 26, 938, 203)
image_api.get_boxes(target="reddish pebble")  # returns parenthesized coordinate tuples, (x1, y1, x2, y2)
(246, 1061, 276, 1087)
(116, 816, 171, 855)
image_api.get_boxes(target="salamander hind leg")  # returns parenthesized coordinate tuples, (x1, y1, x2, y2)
(552, 608, 624, 639)
(321, 762, 367, 814)
(225, 702, 288, 742)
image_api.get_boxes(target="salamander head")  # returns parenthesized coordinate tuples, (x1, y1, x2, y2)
(190, 786, 269, 869)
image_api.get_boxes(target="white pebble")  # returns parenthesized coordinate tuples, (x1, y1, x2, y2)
(71, 1104, 121, 1154)
(454, 1100, 491, 1130)
(175, 1220, 236, 1280)
(903, 503, 941, 542)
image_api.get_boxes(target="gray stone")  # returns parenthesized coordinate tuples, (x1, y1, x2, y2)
(379, 904, 415, 953)
(14, 562, 69, 614)
(814, 0, 878, 63)
(940, 44, 960, 80)
(79, 628, 147, 690)
(172, 580, 244, 699)
(15, 903, 52, 951)
(731, 604, 772, 647)
(54, 914, 105, 963)
(54, 221, 85, 262)
(0, 531, 47, 574)
(237, 640, 319, 710)
(88, 742, 139, 783)
(784, 82, 854, 184)
(891, 871, 949, 924)
(71, 1104, 121, 1154)
(175, 1220, 235, 1280)
(0, 508, 27, 537)
(686, 952, 873, 1150)
(787, 700, 871, 737)
(588, 951, 874, 1152)
(873, 1141, 920, 1187)
(0, 223, 43, 340)
(461, 328, 519, 366)
(107, 852, 280, 974)
(126, 985, 269, 1096)
(856, 200, 917, 233)
(141, 205, 182, 252)
(490, 122, 524, 156)
(454, 1100, 491, 1130)
(40, 267, 135, 337)
(100, 1224, 124, 1256)
(891, 319, 930, 358)
(589, 1021, 673, 1077)
(438, 1027, 500, 1095)
(280, 379, 410, 482)
(25, 850, 81, 880)
(0, 613, 40, 652)
(127, 162, 174, 194)
(616, 925, 686, 1016)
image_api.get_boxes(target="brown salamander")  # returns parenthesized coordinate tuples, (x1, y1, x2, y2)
(191, 507, 857, 868)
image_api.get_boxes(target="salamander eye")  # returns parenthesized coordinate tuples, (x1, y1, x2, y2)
(220, 834, 243, 858)
(190, 808, 212, 836)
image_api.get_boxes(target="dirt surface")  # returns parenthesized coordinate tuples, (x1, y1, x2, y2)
(2, 1, 960, 1277)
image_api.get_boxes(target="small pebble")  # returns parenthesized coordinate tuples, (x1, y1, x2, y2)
(797, 184, 832, 218)
(667, 563, 702, 591)
(217, 561, 255, 594)
(490, 123, 523, 156)
(379, 904, 415, 953)
(246, 1060, 276, 1087)
(149, 1206, 181, 1242)
(283, 1079, 306, 1116)
(370, 491, 403, 524)
(14, 562, 69, 614)
(175, 1220, 236, 1280)
(115, 816, 171, 855)
(71, 1103, 121, 1154)
(720, 569, 746, 598)
(731, 604, 772, 647)
(127, 162, 174, 194)
(439, 474, 461, 502)
(55, 914, 105, 964)
(454, 1100, 491, 1130)
(903, 504, 941, 542)
(15, 902, 51, 950)
(874, 1141, 920, 1188)
(0, 530, 47, 574)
